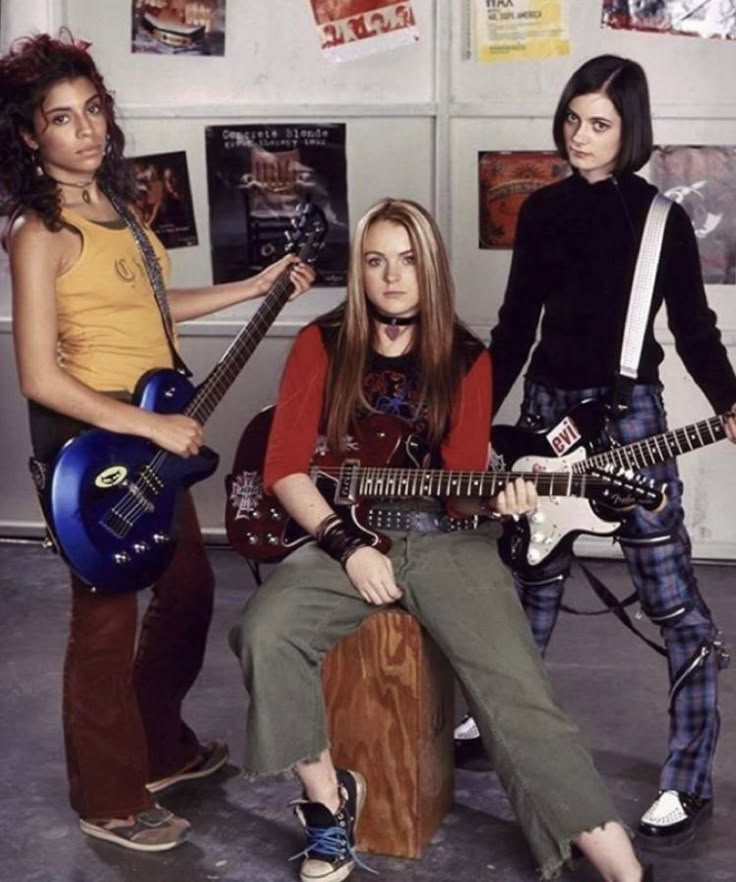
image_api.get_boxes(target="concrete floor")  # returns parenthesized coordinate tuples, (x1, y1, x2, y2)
(1, 539, 734, 882)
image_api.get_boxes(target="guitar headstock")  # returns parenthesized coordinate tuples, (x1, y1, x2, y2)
(285, 203, 328, 266)
(588, 464, 664, 512)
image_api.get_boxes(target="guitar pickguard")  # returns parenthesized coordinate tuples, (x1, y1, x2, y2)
(492, 399, 614, 570)
(507, 450, 620, 566)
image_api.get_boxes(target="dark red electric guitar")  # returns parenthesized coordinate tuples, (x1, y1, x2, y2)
(225, 407, 662, 563)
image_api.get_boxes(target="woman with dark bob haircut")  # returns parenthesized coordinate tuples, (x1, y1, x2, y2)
(0, 31, 313, 852)
(456, 54, 736, 851)
(552, 54, 653, 176)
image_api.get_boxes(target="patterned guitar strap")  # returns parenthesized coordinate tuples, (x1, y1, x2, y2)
(105, 187, 192, 378)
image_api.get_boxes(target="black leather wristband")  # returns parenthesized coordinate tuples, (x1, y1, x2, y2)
(315, 513, 369, 569)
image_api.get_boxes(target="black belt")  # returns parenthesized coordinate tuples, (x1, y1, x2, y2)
(365, 504, 479, 534)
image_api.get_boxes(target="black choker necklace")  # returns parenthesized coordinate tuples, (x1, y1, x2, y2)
(49, 176, 96, 204)
(368, 302, 419, 340)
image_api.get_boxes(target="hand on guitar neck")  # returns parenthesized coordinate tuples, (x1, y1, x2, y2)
(142, 411, 204, 459)
(481, 476, 539, 520)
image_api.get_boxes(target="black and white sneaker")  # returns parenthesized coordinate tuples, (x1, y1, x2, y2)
(637, 789, 713, 849)
(453, 714, 492, 771)
(291, 768, 371, 882)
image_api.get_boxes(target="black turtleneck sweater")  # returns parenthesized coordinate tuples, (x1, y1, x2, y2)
(489, 172, 736, 416)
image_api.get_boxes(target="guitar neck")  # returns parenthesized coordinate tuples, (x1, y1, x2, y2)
(342, 467, 594, 499)
(582, 413, 727, 473)
(183, 273, 294, 426)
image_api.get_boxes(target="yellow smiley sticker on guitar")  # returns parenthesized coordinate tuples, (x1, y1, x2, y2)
(94, 466, 128, 488)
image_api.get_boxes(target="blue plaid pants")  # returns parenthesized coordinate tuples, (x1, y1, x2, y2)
(508, 381, 725, 799)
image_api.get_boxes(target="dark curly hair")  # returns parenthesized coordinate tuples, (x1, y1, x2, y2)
(0, 31, 136, 232)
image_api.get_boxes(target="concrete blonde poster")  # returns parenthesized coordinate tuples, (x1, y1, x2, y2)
(473, 0, 569, 63)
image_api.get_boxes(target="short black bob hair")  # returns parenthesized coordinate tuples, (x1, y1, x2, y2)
(552, 54, 653, 176)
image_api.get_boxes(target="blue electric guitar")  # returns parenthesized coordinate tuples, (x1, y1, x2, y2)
(44, 203, 327, 594)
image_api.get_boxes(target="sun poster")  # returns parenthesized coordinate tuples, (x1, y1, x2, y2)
(479, 150, 570, 248)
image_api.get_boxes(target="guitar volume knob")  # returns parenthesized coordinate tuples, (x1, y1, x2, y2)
(266, 534, 279, 545)
(530, 510, 545, 523)
(114, 551, 131, 565)
(132, 542, 150, 554)
(152, 533, 169, 545)
(527, 548, 542, 563)
(246, 533, 259, 545)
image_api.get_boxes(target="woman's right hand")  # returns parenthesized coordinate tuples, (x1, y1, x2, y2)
(143, 412, 204, 457)
(344, 546, 403, 605)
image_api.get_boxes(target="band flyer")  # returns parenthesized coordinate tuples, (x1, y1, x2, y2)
(601, 1, 736, 40)
(473, 0, 569, 64)
(206, 123, 350, 286)
(309, 0, 419, 62)
(131, 1, 226, 56)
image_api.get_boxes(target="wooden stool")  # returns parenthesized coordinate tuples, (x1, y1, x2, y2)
(321, 608, 454, 858)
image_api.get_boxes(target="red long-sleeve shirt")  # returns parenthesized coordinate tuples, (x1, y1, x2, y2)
(264, 323, 492, 493)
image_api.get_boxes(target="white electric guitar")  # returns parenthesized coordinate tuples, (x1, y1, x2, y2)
(492, 400, 730, 570)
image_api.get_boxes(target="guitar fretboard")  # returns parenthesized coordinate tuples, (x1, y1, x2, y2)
(183, 274, 295, 426)
(335, 467, 594, 499)
(580, 414, 727, 473)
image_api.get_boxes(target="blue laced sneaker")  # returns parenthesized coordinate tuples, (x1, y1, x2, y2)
(290, 768, 373, 882)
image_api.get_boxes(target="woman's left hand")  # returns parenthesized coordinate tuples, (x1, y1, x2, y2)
(256, 254, 316, 301)
(490, 476, 538, 518)
(725, 403, 736, 444)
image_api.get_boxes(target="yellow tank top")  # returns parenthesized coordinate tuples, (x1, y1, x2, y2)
(55, 208, 175, 393)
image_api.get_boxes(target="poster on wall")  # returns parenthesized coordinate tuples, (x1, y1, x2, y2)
(478, 151, 569, 248)
(131, 151, 199, 249)
(309, 0, 419, 61)
(651, 146, 736, 284)
(472, 0, 570, 63)
(131, 0, 226, 55)
(601, 1, 736, 40)
(205, 123, 350, 286)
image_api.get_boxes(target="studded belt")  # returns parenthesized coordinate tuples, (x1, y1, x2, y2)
(365, 503, 479, 534)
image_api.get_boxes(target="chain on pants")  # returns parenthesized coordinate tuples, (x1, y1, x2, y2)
(508, 381, 724, 799)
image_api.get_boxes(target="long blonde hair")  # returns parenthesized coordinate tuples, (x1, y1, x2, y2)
(320, 198, 480, 450)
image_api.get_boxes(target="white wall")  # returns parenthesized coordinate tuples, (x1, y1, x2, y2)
(1, 0, 735, 559)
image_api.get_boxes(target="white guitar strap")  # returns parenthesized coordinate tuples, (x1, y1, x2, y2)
(613, 193, 672, 412)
